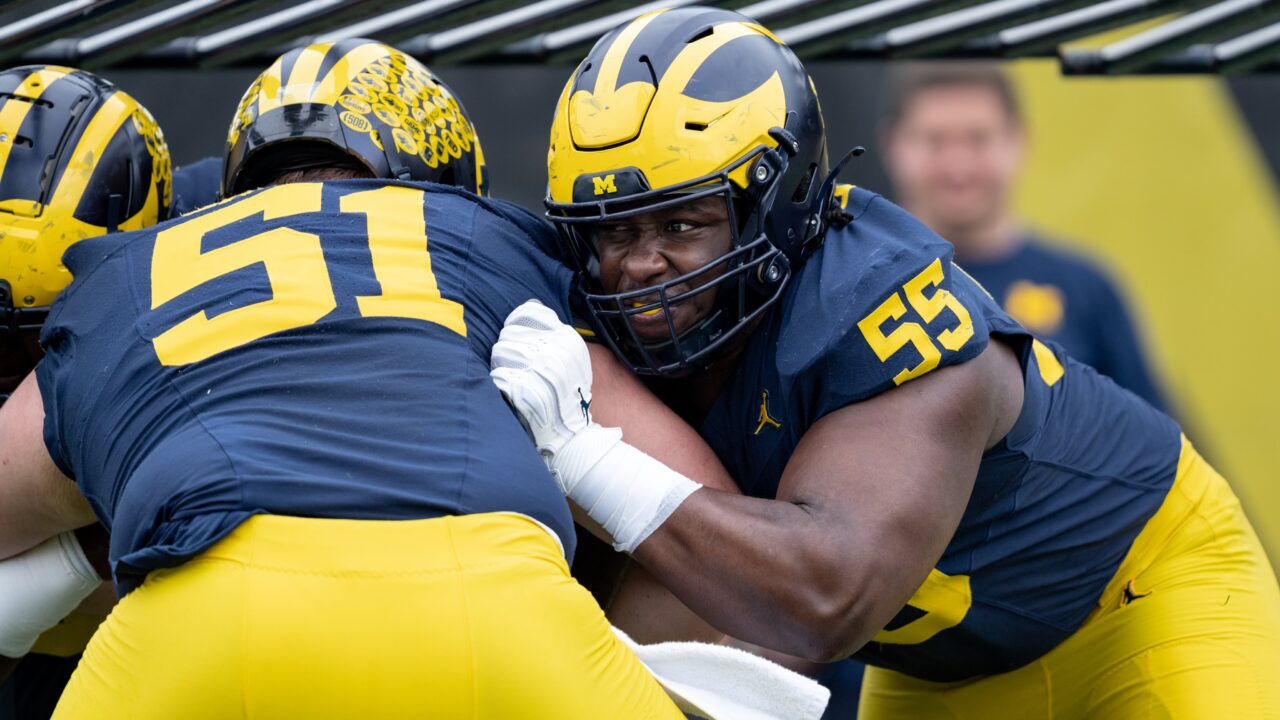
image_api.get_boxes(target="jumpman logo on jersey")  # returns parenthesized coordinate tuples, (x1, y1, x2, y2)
(754, 391, 782, 435)
(578, 388, 591, 420)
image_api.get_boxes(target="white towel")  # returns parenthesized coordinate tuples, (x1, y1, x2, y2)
(611, 626, 830, 720)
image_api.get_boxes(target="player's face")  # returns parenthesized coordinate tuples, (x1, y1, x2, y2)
(882, 85, 1023, 235)
(590, 197, 733, 342)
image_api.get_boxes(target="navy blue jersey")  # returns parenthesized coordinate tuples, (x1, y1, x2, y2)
(960, 237, 1167, 412)
(37, 180, 575, 595)
(699, 188, 1180, 682)
(170, 157, 222, 217)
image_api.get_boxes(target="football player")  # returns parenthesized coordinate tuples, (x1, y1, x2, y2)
(0, 40, 704, 718)
(493, 8, 1280, 718)
(0, 64, 172, 718)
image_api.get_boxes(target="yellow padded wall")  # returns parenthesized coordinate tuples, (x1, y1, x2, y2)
(1009, 60, 1280, 566)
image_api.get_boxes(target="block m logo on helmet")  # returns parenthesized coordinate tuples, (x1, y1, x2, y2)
(592, 174, 617, 195)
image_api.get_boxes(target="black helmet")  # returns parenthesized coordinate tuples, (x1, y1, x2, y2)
(224, 39, 487, 196)
(0, 65, 171, 402)
(545, 8, 836, 375)
(0, 65, 170, 333)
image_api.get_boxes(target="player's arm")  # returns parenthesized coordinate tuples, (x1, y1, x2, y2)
(584, 343, 738, 643)
(0, 372, 103, 664)
(587, 344, 738, 494)
(631, 347, 1016, 660)
(492, 303, 1020, 661)
(0, 373, 95, 559)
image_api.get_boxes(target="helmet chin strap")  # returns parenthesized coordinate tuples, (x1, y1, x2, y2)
(380, 131, 413, 181)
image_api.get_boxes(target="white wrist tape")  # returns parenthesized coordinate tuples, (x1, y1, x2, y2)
(555, 425, 702, 554)
(0, 532, 102, 658)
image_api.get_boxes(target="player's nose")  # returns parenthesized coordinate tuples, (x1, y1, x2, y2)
(618, 232, 671, 284)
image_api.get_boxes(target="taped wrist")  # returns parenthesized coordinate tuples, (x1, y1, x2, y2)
(554, 427, 702, 554)
(0, 532, 102, 658)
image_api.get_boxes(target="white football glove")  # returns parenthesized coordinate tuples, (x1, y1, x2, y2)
(490, 300, 701, 553)
(489, 300, 602, 460)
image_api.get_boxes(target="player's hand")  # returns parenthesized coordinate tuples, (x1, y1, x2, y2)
(491, 301, 700, 553)
(490, 300, 597, 460)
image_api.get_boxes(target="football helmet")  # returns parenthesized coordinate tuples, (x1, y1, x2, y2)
(545, 8, 840, 375)
(0, 65, 171, 335)
(224, 39, 487, 196)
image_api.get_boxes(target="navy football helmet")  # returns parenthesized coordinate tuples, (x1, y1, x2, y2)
(545, 8, 844, 375)
(224, 39, 487, 196)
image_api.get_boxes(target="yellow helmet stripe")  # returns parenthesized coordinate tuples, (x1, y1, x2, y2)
(282, 41, 334, 106)
(743, 22, 784, 45)
(46, 91, 137, 215)
(310, 41, 388, 106)
(660, 21, 767, 97)
(592, 9, 665, 98)
(255, 54, 288, 116)
(0, 67, 74, 181)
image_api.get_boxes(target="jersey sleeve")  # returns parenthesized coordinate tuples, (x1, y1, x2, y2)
(802, 193, 994, 418)
(170, 157, 223, 218)
(35, 348, 74, 479)
(460, 198, 576, 354)
(35, 231, 143, 482)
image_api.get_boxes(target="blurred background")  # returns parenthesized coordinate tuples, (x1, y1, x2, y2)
(2, 0, 1277, 566)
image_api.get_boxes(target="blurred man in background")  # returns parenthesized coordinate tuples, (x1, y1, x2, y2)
(880, 62, 1168, 411)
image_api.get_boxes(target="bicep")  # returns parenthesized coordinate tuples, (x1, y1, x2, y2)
(0, 373, 95, 559)
(588, 343, 738, 493)
(775, 341, 1017, 637)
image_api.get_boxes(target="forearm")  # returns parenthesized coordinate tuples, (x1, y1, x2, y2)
(632, 489, 871, 661)
(0, 484, 94, 561)
(0, 373, 95, 559)
(607, 561, 724, 644)
(722, 638, 828, 678)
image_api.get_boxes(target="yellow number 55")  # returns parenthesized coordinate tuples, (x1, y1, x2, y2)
(856, 259, 975, 385)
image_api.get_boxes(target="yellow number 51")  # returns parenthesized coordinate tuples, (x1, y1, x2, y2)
(151, 184, 464, 366)
(856, 259, 975, 386)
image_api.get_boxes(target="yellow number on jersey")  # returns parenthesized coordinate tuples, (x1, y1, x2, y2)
(151, 185, 335, 366)
(902, 259, 974, 351)
(856, 258, 975, 385)
(857, 293, 941, 385)
(151, 184, 465, 366)
(344, 187, 465, 335)
(872, 568, 972, 645)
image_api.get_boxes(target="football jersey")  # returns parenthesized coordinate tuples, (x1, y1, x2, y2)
(170, 157, 222, 217)
(698, 187, 1180, 682)
(37, 179, 576, 595)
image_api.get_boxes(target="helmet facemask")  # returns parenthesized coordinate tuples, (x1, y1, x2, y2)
(552, 139, 799, 376)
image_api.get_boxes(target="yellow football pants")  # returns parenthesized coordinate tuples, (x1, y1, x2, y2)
(859, 437, 1280, 719)
(52, 512, 684, 719)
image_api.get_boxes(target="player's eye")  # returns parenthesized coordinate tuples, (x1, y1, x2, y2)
(665, 220, 696, 234)
(591, 223, 637, 247)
